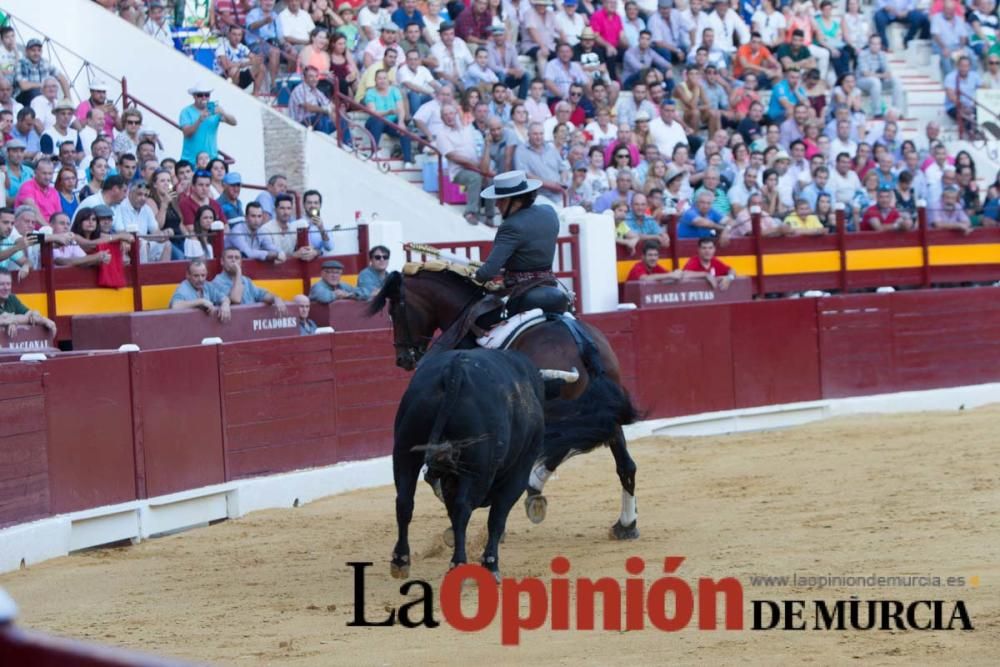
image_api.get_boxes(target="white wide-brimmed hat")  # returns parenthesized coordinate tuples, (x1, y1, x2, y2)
(187, 82, 213, 95)
(480, 170, 542, 200)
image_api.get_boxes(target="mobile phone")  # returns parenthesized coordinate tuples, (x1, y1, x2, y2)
(208, 101, 217, 113)
(29, 232, 45, 244)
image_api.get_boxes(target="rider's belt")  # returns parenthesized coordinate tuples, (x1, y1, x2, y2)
(505, 270, 555, 283)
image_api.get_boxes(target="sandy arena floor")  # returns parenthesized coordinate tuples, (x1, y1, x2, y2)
(2, 407, 998, 665)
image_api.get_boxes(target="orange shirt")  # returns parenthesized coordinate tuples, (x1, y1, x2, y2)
(733, 44, 773, 79)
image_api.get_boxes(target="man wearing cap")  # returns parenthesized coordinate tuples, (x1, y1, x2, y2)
(487, 25, 528, 99)
(169, 259, 231, 321)
(456, 0, 492, 46)
(74, 81, 118, 139)
(431, 21, 474, 88)
(217, 172, 244, 221)
(15, 38, 70, 106)
(212, 247, 288, 310)
(179, 84, 237, 164)
(143, 1, 175, 48)
(310, 259, 360, 303)
(39, 99, 82, 158)
(13, 157, 59, 223)
(113, 179, 170, 262)
(364, 22, 405, 68)
(649, 0, 688, 64)
(474, 170, 561, 303)
(4, 138, 33, 201)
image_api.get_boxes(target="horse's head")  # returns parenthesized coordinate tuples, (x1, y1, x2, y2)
(368, 271, 436, 370)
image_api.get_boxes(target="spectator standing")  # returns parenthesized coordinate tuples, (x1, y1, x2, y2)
(310, 259, 360, 302)
(179, 83, 236, 163)
(356, 245, 391, 299)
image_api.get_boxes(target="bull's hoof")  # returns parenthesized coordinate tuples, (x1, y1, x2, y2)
(609, 520, 640, 541)
(390, 554, 410, 579)
(442, 526, 455, 548)
(524, 492, 548, 524)
(482, 557, 501, 584)
(429, 478, 445, 504)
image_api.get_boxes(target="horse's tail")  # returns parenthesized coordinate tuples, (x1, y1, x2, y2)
(543, 321, 641, 455)
(419, 354, 468, 478)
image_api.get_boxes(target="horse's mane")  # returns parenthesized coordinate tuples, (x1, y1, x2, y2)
(366, 262, 483, 317)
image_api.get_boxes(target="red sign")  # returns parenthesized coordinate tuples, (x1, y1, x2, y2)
(622, 278, 753, 308)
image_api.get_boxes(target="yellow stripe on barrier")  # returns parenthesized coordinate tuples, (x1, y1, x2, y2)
(929, 244, 1000, 266)
(846, 247, 923, 270)
(254, 279, 309, 301)
(18, 293, 48, 316)
(141, 284, 178, 311)
(56, 288, 135, 315)
(762, 251, 840, 275)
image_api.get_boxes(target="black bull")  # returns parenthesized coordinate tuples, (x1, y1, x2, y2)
(390, 349, 546, 580)
(370, 269, 642, 540)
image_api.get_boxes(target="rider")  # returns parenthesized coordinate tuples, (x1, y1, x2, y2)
(475, 170, 563, 315)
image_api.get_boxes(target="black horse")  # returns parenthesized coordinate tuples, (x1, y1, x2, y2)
(391, 349, 546, 581)
(370, 267, 642, 539)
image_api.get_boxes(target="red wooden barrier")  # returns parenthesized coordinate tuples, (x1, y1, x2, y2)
(0, 364, 49, 528)
(220, 335, 338, 479)
(132, 346, 226, 497)
(816, 294, 895, 398)
(44, 355, 137, 513)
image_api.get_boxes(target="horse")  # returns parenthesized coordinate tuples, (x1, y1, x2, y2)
(369, 266, 642, 540)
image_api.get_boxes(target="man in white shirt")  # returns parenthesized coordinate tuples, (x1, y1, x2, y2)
(435, 103, 493, 224)
(648, 100, 689, 158)
(430, 21, 473, 89)
(29, 78, 60, 133)
(39, 99, 80, 157)
(142, 1, 174, 48)
(828, 119, 858, 164)
(278, 0, 316, 51)
(358, 0, 390, 42)
(554, 0, 586, 46)
(413, 84, 455, 140)
(828, 152, 862, 208)
(397, 49, 438, 116)
(543, 101, 576, 141)
(112, 180, 170, 262)
(703, 0, 751, 55)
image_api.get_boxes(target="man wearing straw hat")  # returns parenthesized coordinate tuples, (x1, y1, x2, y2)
(473, 170, 565, 314)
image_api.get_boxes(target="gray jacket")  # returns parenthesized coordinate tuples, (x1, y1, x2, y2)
(474, 204, 559, 282)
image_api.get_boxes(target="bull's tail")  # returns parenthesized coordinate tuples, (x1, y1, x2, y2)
(419, 355, 468, 479)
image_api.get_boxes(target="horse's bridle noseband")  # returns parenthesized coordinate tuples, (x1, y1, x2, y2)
(391, 283, 432, 364)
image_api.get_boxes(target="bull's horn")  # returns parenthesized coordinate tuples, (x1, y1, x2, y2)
(540, 367, 579, 383)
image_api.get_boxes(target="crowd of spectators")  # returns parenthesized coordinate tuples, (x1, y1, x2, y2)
(95, 0, 1000, 238)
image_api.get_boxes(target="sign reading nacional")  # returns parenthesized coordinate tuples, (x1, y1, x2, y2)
(622, 277, 753, 309)
(0, 325, 56, 350)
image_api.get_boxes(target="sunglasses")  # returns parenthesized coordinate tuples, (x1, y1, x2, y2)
(990, 60, 1000, 65)
(616, 153, 629, 159)
(372, 254, 389, 260)
(126, 120, 140, 125)
(194, 93, 210, 98)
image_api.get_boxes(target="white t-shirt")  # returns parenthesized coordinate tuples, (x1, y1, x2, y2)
(31, 95, 57, 132)
(430, 39, 474, 79)
(648, 117, 687, 158)
(278, 7, 316, 43)
(358, 7, 390, 36)
(751, 10, 787, 46)
(396, 64, 436, 95)
(553, 11, 586, 47)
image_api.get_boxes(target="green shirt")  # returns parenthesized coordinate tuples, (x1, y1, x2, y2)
(0, 293, 28, 315)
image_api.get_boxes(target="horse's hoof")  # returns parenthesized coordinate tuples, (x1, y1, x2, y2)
(442, 526, 455, 548)
(524, 493, 547, 524)
(609, 520, 640, 541)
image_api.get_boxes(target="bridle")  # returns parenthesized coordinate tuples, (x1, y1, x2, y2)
(390, 281, 432, 367)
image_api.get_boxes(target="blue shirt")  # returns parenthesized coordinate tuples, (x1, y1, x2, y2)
(224, 220, 280, 261)
(309, 279, 357, 303)
(9, 126, 40, 155)
(767, 80, 807, 123)
(179, 104, 223, 163)
(624, 212, 661, 236)
(355, 266, 386, 300)
(677, 207, 723, 239)
(217, 194, 243, 221)
(244, 7, 283, 45)
(169, 279, 226, 308)
(943, 70, 980, 113)
(209, 272, 269, 304)
(391, 8, 424, 29)
(5, 164, 34, 200)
